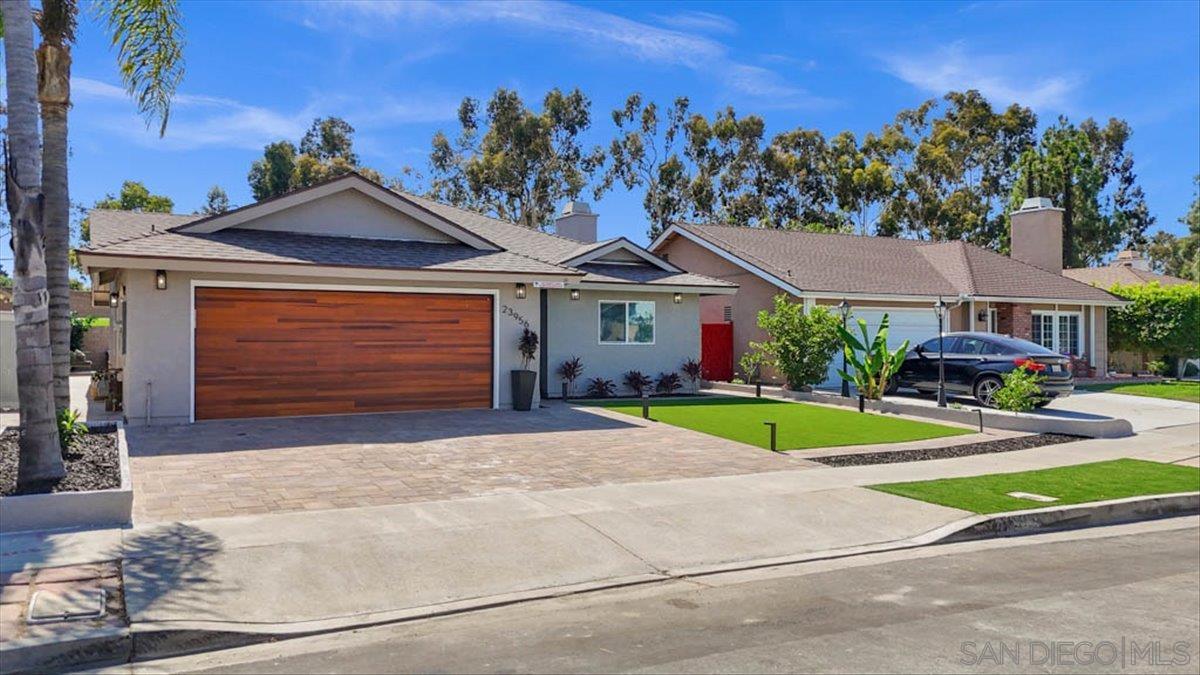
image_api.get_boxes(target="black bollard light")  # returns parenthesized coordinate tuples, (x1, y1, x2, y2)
(763, 421, 777, 452)
(978, 408, 984, 433)
(561, 381, 568, 401)
(858, 394, 865, 413)
(642, 391, 650, 420)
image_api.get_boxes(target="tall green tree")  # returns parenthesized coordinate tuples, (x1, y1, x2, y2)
(3, 0, 65, 483)
(1146, 176, 1200, 280)
(75, 180, 174, 270)
(828, 130, 896, 235)
(885, 91, 1036, 246)
(33, 0, 183, 411)
(429, 87, 605, 229)
(597, 94, 694, 239)
(248, 117, 382, 201)
(1011, 116, 1147, 267)
(197, 184, 230, 215)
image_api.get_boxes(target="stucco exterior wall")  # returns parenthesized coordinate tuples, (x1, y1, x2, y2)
(544, 288, 699, 397)
(237, 189, 458, 242)
(657, 236, 779, 380)
(117, 269, 540, 425)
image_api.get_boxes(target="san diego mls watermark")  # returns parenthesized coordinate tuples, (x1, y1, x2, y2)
(960, 638, 1192, 668)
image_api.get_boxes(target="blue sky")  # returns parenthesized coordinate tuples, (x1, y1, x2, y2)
(55, 0, 1200, 249)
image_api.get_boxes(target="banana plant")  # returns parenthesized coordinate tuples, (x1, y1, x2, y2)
(835, 314, 910, 400)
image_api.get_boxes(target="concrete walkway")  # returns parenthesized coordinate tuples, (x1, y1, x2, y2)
(3, 420, 1195, 639)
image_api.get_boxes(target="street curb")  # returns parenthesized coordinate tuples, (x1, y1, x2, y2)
(1, 625, 131, 675)
(919, 492, 1200, 544)
(18, 494, 1200, 671)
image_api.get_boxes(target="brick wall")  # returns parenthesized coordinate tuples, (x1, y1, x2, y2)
(995, 302, 1032, 339)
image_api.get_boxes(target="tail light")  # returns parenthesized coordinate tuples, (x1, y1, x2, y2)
(1014, 358, 1046, 372)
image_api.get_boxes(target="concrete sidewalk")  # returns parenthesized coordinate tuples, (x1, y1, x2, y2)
(3, 420, 1195, 643)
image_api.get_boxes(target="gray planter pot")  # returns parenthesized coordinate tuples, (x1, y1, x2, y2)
(511, 370, 537, 411)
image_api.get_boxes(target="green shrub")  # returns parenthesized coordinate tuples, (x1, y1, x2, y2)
(57, 408, 89, 451)
(993, 363, 1046, 412)
(1147, 359, 1168, 376)
(1108, 283, 1200, 374)
(69, 313, 98, 352)
(835, 314, 909, 400)
(738, 350, 767, 384)
(751, 295, 841, 389)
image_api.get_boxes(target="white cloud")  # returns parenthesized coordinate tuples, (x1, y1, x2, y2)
(298, 0, 832, 108)
(652, 10, 737, 35)
(881, 42, 1081, 110)
(72, 77, 457, 151)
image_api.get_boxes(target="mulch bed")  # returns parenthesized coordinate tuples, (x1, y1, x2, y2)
(811, 433, 1084, 467)
(0, 425, 120, 496)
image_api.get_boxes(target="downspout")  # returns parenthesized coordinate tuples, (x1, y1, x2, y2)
(539, 289, 548, 399)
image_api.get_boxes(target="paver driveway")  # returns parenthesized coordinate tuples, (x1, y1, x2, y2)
(128, 403, 813, 523)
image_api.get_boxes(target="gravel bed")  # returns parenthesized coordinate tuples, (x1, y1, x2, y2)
(811, 433, 1084, 467)
(0, 426, 120, 496)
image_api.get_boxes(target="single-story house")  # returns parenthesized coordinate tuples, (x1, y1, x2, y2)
(1064, 249, 1197, 374)
(649, 197, 1125, 386)
(76, 173, 735, 425)
(1063, 249, 1194, 288)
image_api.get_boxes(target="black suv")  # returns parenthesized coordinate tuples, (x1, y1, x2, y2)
(890, 332, 1074, 407)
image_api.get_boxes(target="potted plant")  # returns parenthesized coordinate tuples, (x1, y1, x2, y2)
(511, 328, 539, 411)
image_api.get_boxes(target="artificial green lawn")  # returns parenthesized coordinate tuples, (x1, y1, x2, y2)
(588, 396, 970, 451)
(871, 459, 1200, 514)
(1081, 380, 1200, 403)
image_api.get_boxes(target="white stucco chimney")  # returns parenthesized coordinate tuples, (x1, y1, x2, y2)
(1115, 249, 1151, 271)
(555, 202, 598, 243)
(1010, 197, 1064, 273)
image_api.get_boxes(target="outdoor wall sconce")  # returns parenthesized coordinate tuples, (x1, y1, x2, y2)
(515, 283, 527, 299)
(673, 292, 683, 304)
(569, 288, 580, 301)
(109, 292, 119, 308)
(977, 309, 988, 322)
(155, 270, 168, 290)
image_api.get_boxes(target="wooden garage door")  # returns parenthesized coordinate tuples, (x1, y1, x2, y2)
(194, 287, 493, 420)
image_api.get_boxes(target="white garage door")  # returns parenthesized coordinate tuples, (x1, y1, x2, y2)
(822, 308, 940, 389)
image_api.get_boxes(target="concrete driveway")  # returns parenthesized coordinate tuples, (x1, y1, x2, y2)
(1045, 388, 1199, 432)
(127, 403, 812, 523)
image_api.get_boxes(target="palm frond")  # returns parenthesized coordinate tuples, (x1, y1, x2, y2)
(35, 0, 78, 45)
(94, 0, 185, 137)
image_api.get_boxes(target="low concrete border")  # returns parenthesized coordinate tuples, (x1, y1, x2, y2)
(922, 492, 1200, 544)
(0, 423, 133, 533)
(703, 381, 1134, 438)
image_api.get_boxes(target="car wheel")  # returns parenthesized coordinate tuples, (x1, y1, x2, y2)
(973, 375, 1003, 408)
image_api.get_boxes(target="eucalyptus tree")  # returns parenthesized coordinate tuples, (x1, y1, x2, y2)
(35, 0, 185, 410)
(429, 87, 605, 230)
(2, 0, 65, 483)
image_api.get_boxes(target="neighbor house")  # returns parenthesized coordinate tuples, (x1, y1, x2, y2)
(650, 197, 1125, 385)
(76, 173, 734, 424)
(1064, 249, 1197, 374)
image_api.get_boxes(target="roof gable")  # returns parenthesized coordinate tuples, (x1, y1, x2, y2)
(175, 174, 500, 250)
(560, 237, 681, 271)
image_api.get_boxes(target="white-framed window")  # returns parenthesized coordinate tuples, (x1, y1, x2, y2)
(1032, 311, 1082, 355)
(599, 300, 655, 344)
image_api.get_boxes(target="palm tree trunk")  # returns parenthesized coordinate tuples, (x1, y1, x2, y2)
(38, 42, 74, 412)
(3, 0, 66, 485)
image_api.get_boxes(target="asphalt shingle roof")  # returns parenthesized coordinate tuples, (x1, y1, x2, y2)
(673, 223, 1121, 303)
(1063, 264, 1194, 289)
(80, 178, 734, 289)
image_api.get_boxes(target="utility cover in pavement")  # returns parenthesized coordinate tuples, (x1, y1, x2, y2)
(1006, 491, 1059, 502)
(27, 589, 107, 624)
